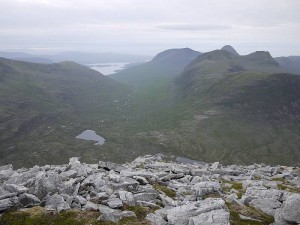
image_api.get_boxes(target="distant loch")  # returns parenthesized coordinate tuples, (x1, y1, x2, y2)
(88, 62, 130, 75)
(76, 130, 105, 145)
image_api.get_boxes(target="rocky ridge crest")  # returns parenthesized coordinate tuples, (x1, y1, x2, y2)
(0, 154, 299, 225)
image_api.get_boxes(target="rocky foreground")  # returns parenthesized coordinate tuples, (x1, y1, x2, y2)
(0, 154, 299, 225)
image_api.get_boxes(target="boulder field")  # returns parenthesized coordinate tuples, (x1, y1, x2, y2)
(0, 154, 299, 225)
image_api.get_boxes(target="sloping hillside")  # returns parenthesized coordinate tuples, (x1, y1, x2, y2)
(0, 58, 131, 167)
(129, 49, 300, 166)
(111, 48, 201, 87)
(161, 50, 300, 165)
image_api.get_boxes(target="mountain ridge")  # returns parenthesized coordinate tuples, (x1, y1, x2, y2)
(0, 154, 299, 225)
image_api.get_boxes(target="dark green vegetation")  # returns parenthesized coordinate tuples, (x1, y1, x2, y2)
(0, 207, 151, 225)
(110, 48, 201, 133)
(0, 57, 139, 167)
(153, 183, 176, 198)
(226, 202, 274, 225)
(1, 45, 300, 168)
(111, 47, 300, 166)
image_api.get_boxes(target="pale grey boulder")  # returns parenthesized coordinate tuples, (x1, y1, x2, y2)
(45, 194, 70, 211)
(82, 201, 98, 211)
(245, 186, 284, 201)
(263, 180, 278, 189)
(93, 192, 109, 202)
(59, 170, 78, 181)
(99, 161, 126, 173)
(98, 185, 114, 195)
(80, 173, 106, 191)
(189, 208, 230, 225)
(6, 166, 40, 186)
(272, 208, 292, 225)
(119, 190, 135, 206)
(165, 198, 227, 225)
(133, 175, 149, 185)
(242, 180, 263, 190)
(4, 183, 28, 194)
(160, 173, 185, 182)
(282, 194, 300, 224)
(0, 165, 14, 182)
(32, 171, 65, 199)
(63, 178, 80, 196)
(98, 204, 116, 214)
(111, 177, 139, 191)
(210, 162, 221, 170)
(146, 213, 167, 225)
(0, 198, 13, 212)
(249, 198, 282, 216)
(19, 193, 40, 207)
(134, 192, 158, 203)
(0, 192, 18, 200)
(136, 200, 160, 208)
(107, 197, 123, 208)
(290, 176, 300, 187)
(191, 181, 221, 198)
(108, 170, 121, 183)
(190, 169, 210, 177)
(73, 195, 87, 206)
(98, 210, 136, 222)
(68, 157, 91, 177)
(159, 194, 177, 207)
(120, 168, 158, 180)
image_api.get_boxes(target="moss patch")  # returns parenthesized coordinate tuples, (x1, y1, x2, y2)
(226, 202, 274, 225)
(0, 208, 151, 225)
(153, 184, 176, 198)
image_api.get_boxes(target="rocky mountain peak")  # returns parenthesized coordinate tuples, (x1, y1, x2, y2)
(221, 45, 239, 56)
(245, 51, 279, 65)
(150, 48, 201, 66)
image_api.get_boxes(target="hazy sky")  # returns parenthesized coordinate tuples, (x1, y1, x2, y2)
(1, 0, 300, 56)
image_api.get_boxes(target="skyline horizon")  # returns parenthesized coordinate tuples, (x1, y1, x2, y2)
(1, 0, 299, 58)
(0, 44, 298, 58)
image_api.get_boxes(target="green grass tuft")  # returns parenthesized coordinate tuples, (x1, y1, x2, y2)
(153, 184, 176, 198)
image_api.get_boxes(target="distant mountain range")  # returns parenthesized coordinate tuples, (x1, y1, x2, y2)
(0, 45, 300, 167)
(111, 48, 201, 87)
(0, 51, 151, 64)
(275, 56, 300, 75)
(112, 45, 300, 166)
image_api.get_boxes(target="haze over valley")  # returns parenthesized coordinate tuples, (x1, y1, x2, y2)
(1, 1, 300, 225)
(1, 44, 300, 168)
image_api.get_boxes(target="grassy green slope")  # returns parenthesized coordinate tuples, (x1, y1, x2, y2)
(110, 48, 201, 132)
(165, 51, 300, 165)
(108, 49, 300, 166)
(0, 58, 134, 167)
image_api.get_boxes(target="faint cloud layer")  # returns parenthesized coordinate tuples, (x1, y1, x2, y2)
(157, 24, 232, 31)
(0, 0, 299, 56)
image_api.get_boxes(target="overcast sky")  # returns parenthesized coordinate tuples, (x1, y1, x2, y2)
(0, 0, 300, 57)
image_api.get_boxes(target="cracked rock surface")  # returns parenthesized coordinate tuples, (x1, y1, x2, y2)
(0, 154, 299, 225)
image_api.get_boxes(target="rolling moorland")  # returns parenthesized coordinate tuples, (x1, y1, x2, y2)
(0, 46, 300, 168)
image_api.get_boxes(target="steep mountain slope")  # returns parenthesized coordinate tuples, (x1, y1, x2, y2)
(109, 48, 202, 133)
(160, 50, 300, 165)
(111, 48, 201, 86)
(109, 48, 300, 165)
(276, 56, 300, 75)
(176, 50, 283, 98)
(0, 57, 131, 167)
